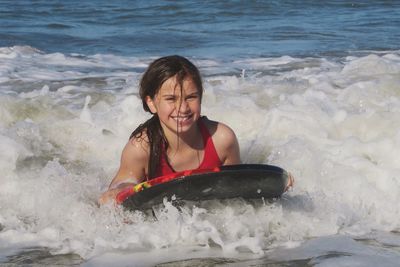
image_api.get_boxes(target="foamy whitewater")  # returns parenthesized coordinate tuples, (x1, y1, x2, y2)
(0, 46, 399, 266)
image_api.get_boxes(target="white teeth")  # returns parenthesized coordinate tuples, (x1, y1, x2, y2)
(172, 115, 191, 122)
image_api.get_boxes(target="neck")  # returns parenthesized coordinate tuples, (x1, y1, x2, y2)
(162, 122, 203, 152)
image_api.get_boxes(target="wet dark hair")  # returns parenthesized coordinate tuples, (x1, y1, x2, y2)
(130, 55, 204, 179)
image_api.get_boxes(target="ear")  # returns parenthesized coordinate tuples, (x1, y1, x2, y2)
(145, 96, 157, 114)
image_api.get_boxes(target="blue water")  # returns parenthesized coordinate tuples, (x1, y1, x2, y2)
(1, 0, 399, 58)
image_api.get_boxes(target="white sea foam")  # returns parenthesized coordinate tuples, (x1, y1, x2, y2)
(1, 46, 400, 265)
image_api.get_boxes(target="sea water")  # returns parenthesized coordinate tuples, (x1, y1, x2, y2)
(1, 1, 400, 266)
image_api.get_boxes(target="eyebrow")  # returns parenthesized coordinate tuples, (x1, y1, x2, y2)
(161, 90, 199, 97)
(161, 92, 176, 97)
(186, 91, 200, 96)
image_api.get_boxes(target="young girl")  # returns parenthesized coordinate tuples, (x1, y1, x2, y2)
(99, 55, 241, 204)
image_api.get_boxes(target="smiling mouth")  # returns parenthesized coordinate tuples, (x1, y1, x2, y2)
(171, 114, 193, 123)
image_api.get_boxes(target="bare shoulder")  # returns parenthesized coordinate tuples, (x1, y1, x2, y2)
(202, 117, 241, 164)
(123, 133, 150, 165)
(202, 118, 236, 142)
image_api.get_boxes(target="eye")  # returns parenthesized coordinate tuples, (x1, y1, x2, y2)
(186, 93, 199, 101)
(164, 96, 177, 102)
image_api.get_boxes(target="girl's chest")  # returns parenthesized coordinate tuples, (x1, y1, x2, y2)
(166, 148, 205, 172)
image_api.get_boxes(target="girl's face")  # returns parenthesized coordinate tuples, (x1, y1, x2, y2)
(146, 75, 201, 136)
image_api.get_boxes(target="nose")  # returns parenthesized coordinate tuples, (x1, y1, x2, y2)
(177, 99, 189, 113)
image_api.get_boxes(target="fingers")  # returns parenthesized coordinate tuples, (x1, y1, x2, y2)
(98, 189, 118, 205)
(99, 182, 138, 206)
(284, 172, 295, 192)
(288, 173, 294, 187)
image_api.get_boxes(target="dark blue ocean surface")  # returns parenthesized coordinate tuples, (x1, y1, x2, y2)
(1, 0, 399, 58)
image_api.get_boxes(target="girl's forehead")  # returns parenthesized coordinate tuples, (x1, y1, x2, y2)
(158, 76, 198, 95)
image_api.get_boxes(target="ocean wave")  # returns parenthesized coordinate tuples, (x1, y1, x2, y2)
(1, 48, 400, 265)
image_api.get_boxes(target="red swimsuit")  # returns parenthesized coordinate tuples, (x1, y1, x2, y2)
(155, 119, 222, 177)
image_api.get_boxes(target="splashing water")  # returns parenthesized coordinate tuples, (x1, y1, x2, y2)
(1, 46, 400, 266)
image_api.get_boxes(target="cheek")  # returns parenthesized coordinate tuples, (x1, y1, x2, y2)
(190, 100, 201, 112)
(157, 102, 174, 115)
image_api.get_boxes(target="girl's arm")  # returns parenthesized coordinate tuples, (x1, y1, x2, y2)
(207, 120, 241, 165)
(98, 137, 148, 205)
(220, 125, 241, 165)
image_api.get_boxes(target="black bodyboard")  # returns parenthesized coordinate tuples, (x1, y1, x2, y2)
(122, 164, 288, 211)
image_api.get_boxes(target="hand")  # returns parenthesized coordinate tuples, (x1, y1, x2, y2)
(98, 188, 120, 205)
(284, 172, 294, 192)
(98, 182, 137, 205)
